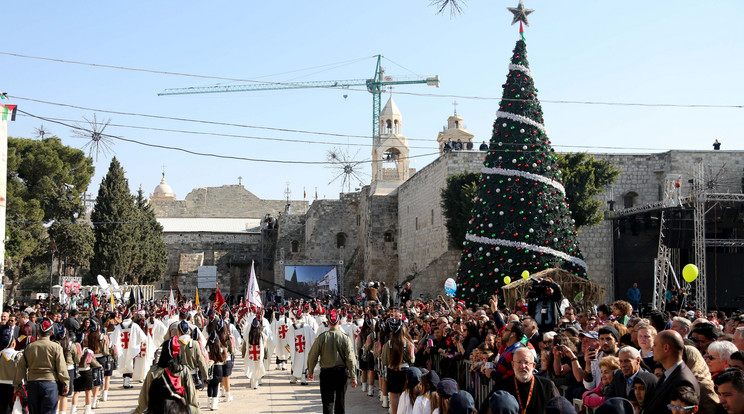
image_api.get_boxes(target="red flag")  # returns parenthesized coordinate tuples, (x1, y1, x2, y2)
(92, 294, 99, 309)
(214, 284, 226, 315)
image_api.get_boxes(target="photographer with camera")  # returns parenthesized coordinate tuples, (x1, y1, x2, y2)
(526, 277, 563, 333)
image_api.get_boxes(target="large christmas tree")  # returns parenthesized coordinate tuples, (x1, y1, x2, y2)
(456, 11, 588, 304)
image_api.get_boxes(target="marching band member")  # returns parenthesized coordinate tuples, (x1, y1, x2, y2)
(54, 325, 80, 414)
(71, 331, 102, 414)
(89, 321, 112, 409)
(133, 337, 199, 414)
(216, 318, 235, 403)
(206, 330, 227, 411)
(175, 321, 209, 392)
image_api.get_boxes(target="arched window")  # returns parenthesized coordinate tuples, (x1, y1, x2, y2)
(336, 233, 347, 249)
(386, 119, 392, 133)
(291, 240, 299, 253)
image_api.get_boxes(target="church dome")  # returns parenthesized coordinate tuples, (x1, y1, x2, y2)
(152, 174, 176, 200)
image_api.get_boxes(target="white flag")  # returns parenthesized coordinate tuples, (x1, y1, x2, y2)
(168, 288, 176, 310)
(247, 261, 263, 308)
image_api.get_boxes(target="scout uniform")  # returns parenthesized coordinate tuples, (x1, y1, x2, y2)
(15, 319, 70, 414)
(307, 310, 357, 414)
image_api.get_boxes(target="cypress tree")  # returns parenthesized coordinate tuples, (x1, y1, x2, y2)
(91, 157, 140, 283)
(133, 187, 167, 284)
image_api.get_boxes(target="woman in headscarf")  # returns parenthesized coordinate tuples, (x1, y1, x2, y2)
(632, 371, 657, 414)
(133, 337, 199, 414)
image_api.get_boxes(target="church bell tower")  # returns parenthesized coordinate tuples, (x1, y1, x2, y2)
(370, 96, 412, 195)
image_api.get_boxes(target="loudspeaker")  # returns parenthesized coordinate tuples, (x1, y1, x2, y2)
(662, 208, 694, 249)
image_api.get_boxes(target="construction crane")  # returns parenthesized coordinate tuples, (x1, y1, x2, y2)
(158, 55, 440, 138)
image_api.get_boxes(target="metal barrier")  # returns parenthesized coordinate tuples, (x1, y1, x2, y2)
(429, 354, 494, 410)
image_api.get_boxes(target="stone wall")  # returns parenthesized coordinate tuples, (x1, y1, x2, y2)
(358, 191, 399, 289)
(589, 151, 744, 209)
(161, 231, 262, 299)
(396, 151, 484, 295)
(152, 184, 309, 218)
(273, 194, 362, 296)
(576, 150, 744, 303)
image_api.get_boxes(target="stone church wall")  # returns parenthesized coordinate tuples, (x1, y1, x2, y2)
(273, 194, 361, 296)
(161, 231, 262, 300)
(152, 184, 309, 218)
(396, 151, 484, 298)
(358, 191, 399, 289)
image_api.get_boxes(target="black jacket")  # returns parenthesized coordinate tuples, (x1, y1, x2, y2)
(606, 368, 657, 401)
(644, 362, 700, 414)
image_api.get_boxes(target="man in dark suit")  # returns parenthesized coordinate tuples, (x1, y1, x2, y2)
(607, 346, 658, 402)
(645, 330, 700, 414)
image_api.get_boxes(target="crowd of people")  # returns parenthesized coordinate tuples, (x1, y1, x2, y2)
(3, 276, 744, 414)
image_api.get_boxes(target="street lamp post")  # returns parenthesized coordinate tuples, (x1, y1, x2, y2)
(49, 239, 57, 303)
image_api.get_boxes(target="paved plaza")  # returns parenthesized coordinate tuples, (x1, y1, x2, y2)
(92, 357, 388, 414)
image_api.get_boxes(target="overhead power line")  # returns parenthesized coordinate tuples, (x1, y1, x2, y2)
(43, 116, 439, 150)
(20, 110, 441, 165)
(17, 105, 731, 154)
(3, 52, 742, 109)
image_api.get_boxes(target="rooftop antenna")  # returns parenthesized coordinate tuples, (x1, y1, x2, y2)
(284, 182, 291, 213)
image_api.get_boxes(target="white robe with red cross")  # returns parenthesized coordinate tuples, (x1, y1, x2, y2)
(112, 319, 153, 381)
(146, 318, 168, 348)
(242, 330, 268, 380)
(288, 321, 315, 379)
(272, 315, 291, 361)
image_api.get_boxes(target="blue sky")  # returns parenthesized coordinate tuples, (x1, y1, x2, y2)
(2, 1, 742, 202)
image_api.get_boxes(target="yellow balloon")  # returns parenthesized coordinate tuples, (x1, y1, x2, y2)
(682, 264, 699, 283)
(503, 276, 511, 285)
(521, 271, 530, 279)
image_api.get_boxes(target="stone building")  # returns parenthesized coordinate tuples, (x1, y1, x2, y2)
(150, 178, 308, 299)
(150, 101, 744, 307)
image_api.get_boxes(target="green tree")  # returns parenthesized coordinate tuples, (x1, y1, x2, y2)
(90, 158, 140, 283)
(456, 38, 588, 305)
(91, 159, 166, 285)
(555, 153, 620, 227)
(441, 172, 479, 248)
(5, 137, 94, 297)
(132, 188, 167, 284)
(48, 221, 94, 274)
